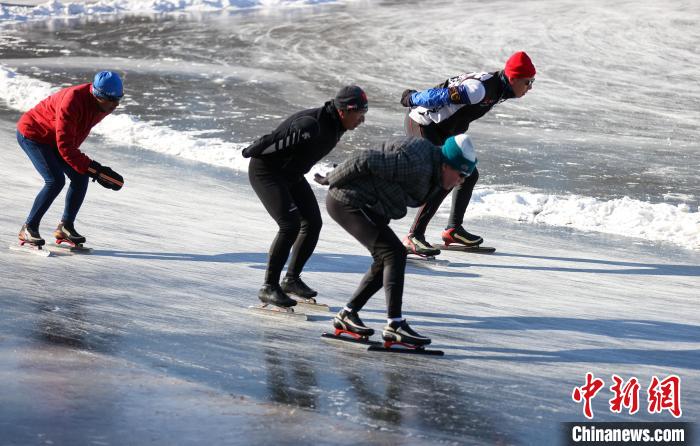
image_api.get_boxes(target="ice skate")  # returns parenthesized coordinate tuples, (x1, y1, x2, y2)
(441, 225, 483, 247)
(11, 224, 51, 256)
(18, 224, 45, 246)
(280, 276, 329, 311)
(322, 309, 380, 346)
(403, 234, 441, 257)
(53, 222, 92, 253)
(368, 320, 443, 355)
(281, 275, 317, 299)
(381, 319, 431, 347)
(333, 309, 374, 337)
(249, 284, 306, 320)
(258, 284, 297, 307)
(10, 224, 52, 257)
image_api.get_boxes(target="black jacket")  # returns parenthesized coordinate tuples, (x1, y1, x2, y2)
(326, 137, 443, 220)
(242, 101, 346, 179)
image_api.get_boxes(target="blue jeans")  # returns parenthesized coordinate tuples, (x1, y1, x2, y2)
(17, 130, 89, 230)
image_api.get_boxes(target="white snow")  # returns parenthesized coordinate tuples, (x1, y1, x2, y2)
(0, 0, 346, 23)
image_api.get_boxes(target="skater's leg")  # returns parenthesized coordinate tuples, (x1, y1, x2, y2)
(404, 112, 453, 239)
(326, 195, 406, 316)
(248, 159, 301, 286)
(17, 131, 65, 230)
(61, 159, 90, 223)
(408, 187, 451, 238)
(373, 226, 406, 319)
(446, 167, 479, 229)
(285, 178, 322, 278)
(345, 224, 406, 318)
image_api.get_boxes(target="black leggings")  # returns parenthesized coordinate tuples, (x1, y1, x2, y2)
(248, 158, 322, 285)
(326, 195, 406, 319)
(403, 111, 479, 237)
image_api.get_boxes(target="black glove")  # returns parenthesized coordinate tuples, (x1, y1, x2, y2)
(87, 160, 124, 191)
(400, 89, 416, 107)
(313, 173, 329, 186)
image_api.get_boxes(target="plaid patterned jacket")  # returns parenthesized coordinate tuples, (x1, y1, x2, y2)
(326, 137, 443, 219)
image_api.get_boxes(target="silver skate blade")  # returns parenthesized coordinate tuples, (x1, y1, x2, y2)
(436, 244, 496, 254)
(247, 304, 308, 321)
(368, 344, 445, 356)
(321, 332, 382, 347)
(9, 244, 52, 257)
(406, 255, 450, 267)
(293, 300, 331, 312)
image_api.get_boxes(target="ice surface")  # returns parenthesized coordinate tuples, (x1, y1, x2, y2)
(1, 1, 699, 443)
(1, 124, 698, 445)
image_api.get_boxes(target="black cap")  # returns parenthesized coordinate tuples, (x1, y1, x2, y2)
(333, 85, 368, 112)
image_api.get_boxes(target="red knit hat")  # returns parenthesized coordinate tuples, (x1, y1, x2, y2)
(504, 51, 536, 79)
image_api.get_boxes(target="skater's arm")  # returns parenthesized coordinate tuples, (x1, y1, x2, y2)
(55, 92, 92, 174)
(407, 79, 485, 108)
(326, 151, 371, 187)
(242, 115, 320, 158)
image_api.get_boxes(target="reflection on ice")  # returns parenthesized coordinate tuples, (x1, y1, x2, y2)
(264, 346, 318, 409)
(33, 299, 121, 354)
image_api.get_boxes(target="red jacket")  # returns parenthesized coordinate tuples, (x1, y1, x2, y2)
(17, 83, 110, 174)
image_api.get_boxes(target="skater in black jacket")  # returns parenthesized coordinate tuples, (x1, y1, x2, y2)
(322, 133, 476, 347)
(401, 51, 536, 256)
(243, 86, 368, 309)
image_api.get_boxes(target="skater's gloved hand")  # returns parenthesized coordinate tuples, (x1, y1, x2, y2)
(87, 160, 124, 191)
(400, 89, 416, 107)
(313, 173, 329, 186)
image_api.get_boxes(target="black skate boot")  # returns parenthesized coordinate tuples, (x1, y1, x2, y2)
(258, 284, 297, 308)
(333, 309, 374, 337)
(403, 233, 441, 257)
(281, 275, 318, 300)
(441, 225, 483, 247)
(18, 224, 45, 246)
(382, 320, 431, 347)
(54, 221, 86, 246)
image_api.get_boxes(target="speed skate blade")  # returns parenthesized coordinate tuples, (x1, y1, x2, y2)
(436, 244, 496, 254)
(321, 332, 382, 347)
(9, 244, 52, 257)
(294, 300, 331, 312)
(406, 255, 450, 267)
(368, 343, 445, 356)
(247, 304, 308, 321)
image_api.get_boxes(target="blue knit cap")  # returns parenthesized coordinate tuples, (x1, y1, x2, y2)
(92, 71, 123, 101)
(441, 133, 477, 176)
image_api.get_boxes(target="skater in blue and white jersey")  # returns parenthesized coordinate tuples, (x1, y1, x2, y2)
(400, 51, 536, 257)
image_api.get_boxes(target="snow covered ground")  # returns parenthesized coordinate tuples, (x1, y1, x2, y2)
(1, 121, 698, 445)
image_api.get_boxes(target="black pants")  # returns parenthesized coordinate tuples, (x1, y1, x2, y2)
(249, 158, 322, 285)
(404, 111, 479, 237)
(326, 195, 406, 319)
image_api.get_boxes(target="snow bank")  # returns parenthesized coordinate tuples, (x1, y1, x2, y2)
(0, 0, 344, 23)
(1, 65, 698, 250)
(0, 64, 250, 171)
(467, 189, 700, 250)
